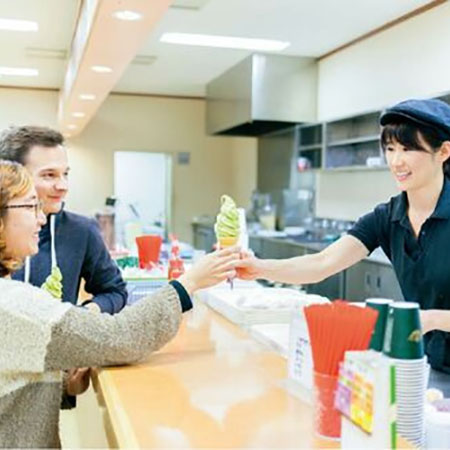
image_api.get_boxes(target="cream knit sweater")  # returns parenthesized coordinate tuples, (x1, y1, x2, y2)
(0, 278, 182, 448)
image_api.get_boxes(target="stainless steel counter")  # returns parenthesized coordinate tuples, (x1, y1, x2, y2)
(191, 219, 391, 266)
(256, 235, 391, 266)
(191, 223, 402, 300)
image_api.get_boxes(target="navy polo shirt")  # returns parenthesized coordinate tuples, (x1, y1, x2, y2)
(348, 178, 450, 373)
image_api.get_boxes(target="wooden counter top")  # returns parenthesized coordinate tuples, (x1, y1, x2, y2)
(93, 297, 338, 448)
(93, 296, 414, 449)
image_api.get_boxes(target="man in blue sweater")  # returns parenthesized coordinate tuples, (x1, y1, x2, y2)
(0, 125, 128, 401)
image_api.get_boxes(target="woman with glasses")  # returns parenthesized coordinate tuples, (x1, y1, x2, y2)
(0, 160, 239, 448)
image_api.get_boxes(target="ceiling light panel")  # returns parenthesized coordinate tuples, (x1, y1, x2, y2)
(0, 67, 38, 77)
(160, 33, 290, 51)
(79, 94, 96, 100)
(0, 18, 38, 32)
(113, 10, 143, 21)
(91, 65, 113, 73)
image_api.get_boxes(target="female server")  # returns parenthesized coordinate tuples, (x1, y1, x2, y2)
(237, 98, 450, 373)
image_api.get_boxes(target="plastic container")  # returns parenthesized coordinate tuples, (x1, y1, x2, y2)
(314, 371, 341, 440)
(136, 235, 162, 269)
(168, 258, 184, 280)
(167, 236, 185, 280)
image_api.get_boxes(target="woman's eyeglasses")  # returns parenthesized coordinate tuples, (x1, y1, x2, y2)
(4, 201, 44, 218)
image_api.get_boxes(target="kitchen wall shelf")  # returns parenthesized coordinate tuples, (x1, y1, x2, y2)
(299, 123, 322, 146)
(324, 165, 388, 172)
(324, 111, 382, 169)
(296, 110, 382, 171)
(295, 92, 450, 173)
(298, 123, 323, 170)
(325, 141, 382, 169)
(327, 134, 380, 147)
(298, 143, 322, 151)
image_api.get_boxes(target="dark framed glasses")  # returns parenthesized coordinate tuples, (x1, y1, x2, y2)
(4, 201, 43, 218)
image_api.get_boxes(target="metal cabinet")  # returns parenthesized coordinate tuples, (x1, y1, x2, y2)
(249, 236, 264, 257)
(246, 236, 402, 302)
(253, 237, 342, 298)
(192, 224, 215, 252)
(345, 260, 403, 302)
(303, 249, 345, 299)
(377, 264, 404, 301)
(260, 238, 305, 260)
(305, 276, 345, 300)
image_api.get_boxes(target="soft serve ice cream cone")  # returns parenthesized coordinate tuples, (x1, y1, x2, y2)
(214, 195, 240, 249)
(41, 266, 63, 300)
(215, 195, 240, 289)
(218, 236, 238, 248)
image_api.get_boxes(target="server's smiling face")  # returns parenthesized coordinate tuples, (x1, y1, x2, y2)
(384, 133, 450, 193)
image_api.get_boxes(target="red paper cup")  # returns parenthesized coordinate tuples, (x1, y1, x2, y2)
(313, 371, 341, 440)
(136, 235, 162, 269)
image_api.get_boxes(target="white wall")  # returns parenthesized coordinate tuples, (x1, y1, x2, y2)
(0, 88, 257, 242)
(0, 88, 58, 127)
(318, 2, 450, 121)
(315, 169, 397, 220)
(315, 2, 450, 219)
(229, 136, 258, 210)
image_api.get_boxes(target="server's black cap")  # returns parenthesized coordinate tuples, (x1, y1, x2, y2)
(380, 98, 450, 139)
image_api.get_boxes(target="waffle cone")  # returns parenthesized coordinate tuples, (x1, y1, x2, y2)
(217, 236, 238, 249)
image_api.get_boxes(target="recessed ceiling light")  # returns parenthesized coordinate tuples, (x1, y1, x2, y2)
(91, 65, 113, 73)
(72, 112, 85, 118)
(79, 94, 96, 101)
(68, 124, 77, 130)
(113, 10, 143, 21)
(160, 33, 290, 51)
(0, 18, 38, 32)
(0, 66, 38, 77)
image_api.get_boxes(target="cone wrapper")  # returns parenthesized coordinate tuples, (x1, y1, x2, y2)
(217, 236, 238, 249)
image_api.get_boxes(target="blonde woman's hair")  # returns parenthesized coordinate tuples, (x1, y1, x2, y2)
(0, 160, 33, 276)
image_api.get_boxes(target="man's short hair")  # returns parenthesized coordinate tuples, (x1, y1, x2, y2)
(0, 126, 64, 165)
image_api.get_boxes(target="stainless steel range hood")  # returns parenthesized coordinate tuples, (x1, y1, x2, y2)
(206, 53, 317, 136)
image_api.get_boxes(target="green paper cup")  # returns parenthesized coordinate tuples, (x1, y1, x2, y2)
(366, 298, 393, 351)
(382, 302, 424, 360)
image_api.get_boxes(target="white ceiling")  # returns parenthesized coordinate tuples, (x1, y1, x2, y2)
(0, 0, 436, 97)
(0, 0, 78, 89)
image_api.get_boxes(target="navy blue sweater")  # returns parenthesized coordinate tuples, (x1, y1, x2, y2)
(13, 209, 127, 314)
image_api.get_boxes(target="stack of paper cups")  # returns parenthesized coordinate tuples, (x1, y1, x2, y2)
(383, 302, 427, 448)
(391, 357, 428, 447)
